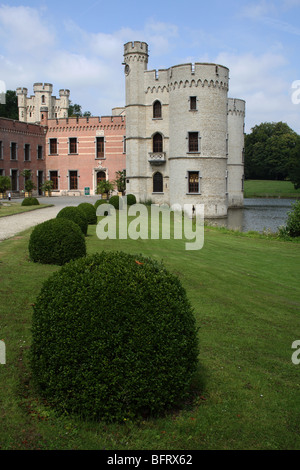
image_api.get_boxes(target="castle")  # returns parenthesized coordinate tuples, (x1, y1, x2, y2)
(0, 41, 245, 217)
(124, 41, 245, 218)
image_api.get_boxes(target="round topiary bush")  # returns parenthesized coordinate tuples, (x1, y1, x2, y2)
(126, 194, 136, 206)
(94, 199, 108, 209)
(77, 202, 97, 225)
(30, 251, 199, 422)
(109, 195, 120, 210)
(21, 197, 40, 206)
(28, 218, 86, 265)
(56, 206, 88, 235)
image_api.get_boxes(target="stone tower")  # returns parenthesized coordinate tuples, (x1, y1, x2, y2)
(227, 98, 246, 208)
(123, 41, 149, 199)
(123, 41, 245, 218)
(16, 83, 70, 124)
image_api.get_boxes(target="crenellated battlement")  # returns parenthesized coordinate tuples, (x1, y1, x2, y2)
(33, 82, 53, 93)
(228, 98, 246, 116)
(124, 41, 148, 55)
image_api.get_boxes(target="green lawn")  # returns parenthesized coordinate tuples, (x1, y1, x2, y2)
(244, 180, 300, 198)
(0, 202, 53, 217)
(0, 216, 300, 450)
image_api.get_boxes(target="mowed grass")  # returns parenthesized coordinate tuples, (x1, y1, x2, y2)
(244, 180, 300, 198)
(0, 202, 53, 217)
(0, 214, 300, 450)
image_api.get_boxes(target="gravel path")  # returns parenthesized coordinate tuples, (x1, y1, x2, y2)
(0, 196, 100, 242)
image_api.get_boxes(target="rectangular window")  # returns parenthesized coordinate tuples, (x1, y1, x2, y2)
(0, 141, 3, 159)
(190, 96, 197, 110)
(188, 132, 199, 152)
(69, 170, 78, 190)
(49, 171, 58, 190)
(37, 145, 43, 160)
(123, 136, 126, 154)
(49, 138, 57, 155)
(11, 169, 18, 191)
(0, 169, 4, 176)
(69, 137, 77, 154)
(96, 137, 104, 158)
(24, 144, 30, 161)
(188, 171, 199, 193)
(10, 142, 17, 160)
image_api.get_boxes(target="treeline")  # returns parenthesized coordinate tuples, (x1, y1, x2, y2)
(245, 121, 300, 189)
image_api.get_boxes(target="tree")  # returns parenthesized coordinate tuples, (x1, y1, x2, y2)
(288, 138, 300, 189)
(245, 122, 300, 181)
(0, 90, 18, 120)
(68, 101, 91, 118)
(115, 170, 126, 194)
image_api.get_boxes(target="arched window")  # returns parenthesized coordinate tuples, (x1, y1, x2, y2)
(153, 100, 162, 118)
(96, 171, 106, 185)
(153, 172, 163, 193)
(41, 95, 45, 104)
(153, 133, 163, 153)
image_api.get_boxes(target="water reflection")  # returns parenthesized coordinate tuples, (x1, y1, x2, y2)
(206, 198, 297, 233)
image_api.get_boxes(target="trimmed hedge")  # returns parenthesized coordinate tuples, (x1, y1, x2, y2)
(28, 218, 86, 265)
(77, 202, 97, 225)
(109, 195, 120, 210)
(21, 197, 40, 206)
(56, 206, 88, 235)
(286, 200, 300, 237)
(126, 194, 136, 206)
(94, 199, 108, 209)
(30, 251, 199, 422)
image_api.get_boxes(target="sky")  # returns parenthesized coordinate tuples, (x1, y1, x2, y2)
(0, 0, 299, 134)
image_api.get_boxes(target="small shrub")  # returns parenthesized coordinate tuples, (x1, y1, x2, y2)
(109, 195, 120, 210)
(94, 199, 109, 216)
(126, 194, 136, 206)
(285, 200, 300, 237)
(29, 218, 86, 265)
(94, 199, 108, 209)
(56, 206, 88, 235)
(21, 197, 40, 206)
(77, 202, 97, 225)
(30, 251, 199, 422)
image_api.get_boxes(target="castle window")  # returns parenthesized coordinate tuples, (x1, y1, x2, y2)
(11, 169, 18, 191)
(69, 137, 77, 154)
(153, 101, 162, 119)
(69, 170, 78, 190)
(24, 144, 30, 161)
(10, 142, 17, 160)
(96, 137, 104, 159)
(190, 96, 197, 111)
(49, 171, 58, 190)
(153, 172, 163, 193)
(123, 136, 126, 154)
(41, 95, 45, 104)
(96, 171, 106, 186)
(153, 133, 163, 153)
(188, 171, 200, 193)
(49, 138, 57, 155)
(0, 141, 3, 159)
(188, 132, 199, 152)
(37, 145, 43, 160)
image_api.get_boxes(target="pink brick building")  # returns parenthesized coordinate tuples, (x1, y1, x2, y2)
(0, 118, 46, 194)
(45, 115, 126, 196)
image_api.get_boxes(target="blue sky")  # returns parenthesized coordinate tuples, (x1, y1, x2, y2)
(0, 0, 299, 133)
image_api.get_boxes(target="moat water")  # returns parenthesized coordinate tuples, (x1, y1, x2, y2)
(209, 198, 297, 233)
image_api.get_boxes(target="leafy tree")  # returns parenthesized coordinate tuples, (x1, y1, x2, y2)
(245, 121, 300, 181)
(0, 90, 18, 120)
(68, 101, 91, 118)
(288, 138, 300, 189)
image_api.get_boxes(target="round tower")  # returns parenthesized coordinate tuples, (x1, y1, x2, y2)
(59, 89, 70, 118)
(168, 63, 229, 218)
(227, 98, 246, 208)
(16, 87, 28, 122)
(123, 41, 149, 201)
